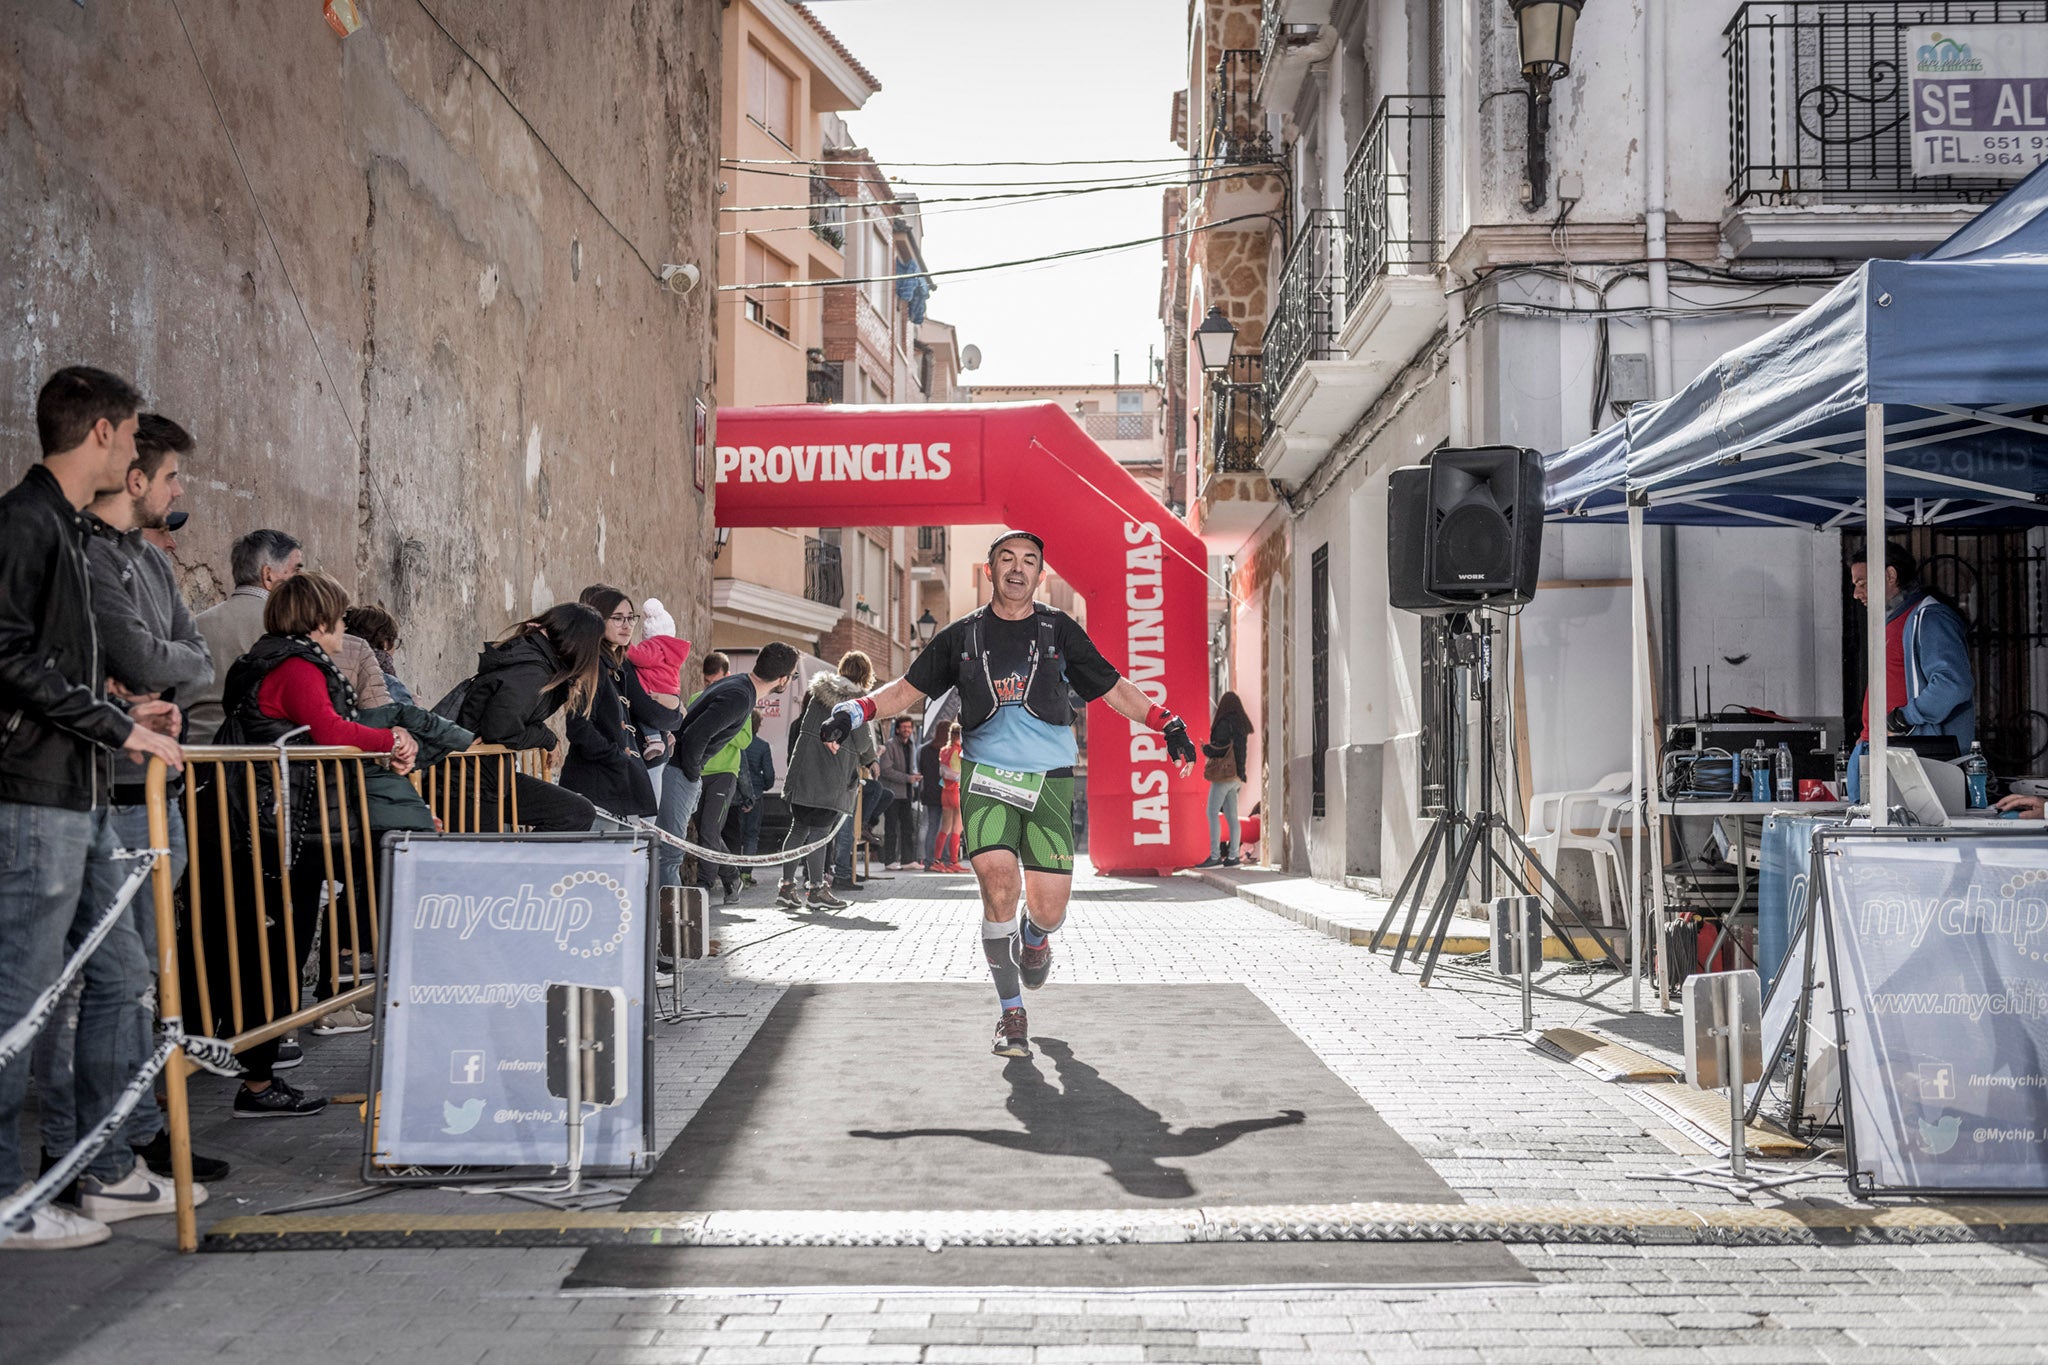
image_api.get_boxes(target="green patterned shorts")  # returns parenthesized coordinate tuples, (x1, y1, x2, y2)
(959, 761, 1076, 875)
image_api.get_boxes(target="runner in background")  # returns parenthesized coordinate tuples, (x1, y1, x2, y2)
(820, 530, 1197, 1058)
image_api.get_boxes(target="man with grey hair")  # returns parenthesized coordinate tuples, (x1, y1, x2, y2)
(184, 529, 301, 743)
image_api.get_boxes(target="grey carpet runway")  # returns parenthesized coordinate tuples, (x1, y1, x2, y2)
(568, 982, 1530, 1289)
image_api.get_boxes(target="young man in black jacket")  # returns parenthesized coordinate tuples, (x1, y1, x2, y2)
(0, 368, 186, 1250)
(654, 642, 799, 890)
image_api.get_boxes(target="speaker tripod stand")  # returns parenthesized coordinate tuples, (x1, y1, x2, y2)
(1370, 614, 1625, 987)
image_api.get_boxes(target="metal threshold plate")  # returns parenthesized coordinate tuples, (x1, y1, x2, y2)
(201, 1198, 2048, 1251)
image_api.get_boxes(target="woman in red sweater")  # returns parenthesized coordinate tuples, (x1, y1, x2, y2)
(211, 571, 417, 1118)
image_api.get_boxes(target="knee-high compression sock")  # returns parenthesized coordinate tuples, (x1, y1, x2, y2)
(981, 920, 1022, 1010)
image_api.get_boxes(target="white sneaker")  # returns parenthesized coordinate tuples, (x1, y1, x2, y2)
(77, 1164, 207, 1223)
(1, 1199, 110, 1250)
(311, 1004, 375, 1035)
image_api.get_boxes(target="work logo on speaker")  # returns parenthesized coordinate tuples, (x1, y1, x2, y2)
(1823, 837, 2048, 1191)
(371, 836, 655, 1173)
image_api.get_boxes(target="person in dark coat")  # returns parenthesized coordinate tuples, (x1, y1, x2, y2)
(916, 730, 944, 869)
(557, 585, 679, 819)
(448, 603, 606, 832)
(776, 652, 877, 909)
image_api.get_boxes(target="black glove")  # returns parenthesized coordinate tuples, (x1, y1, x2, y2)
(1162, 714, 1198, 766)
(1887, 707, 1910, 735)
(819, 698, 867, 746)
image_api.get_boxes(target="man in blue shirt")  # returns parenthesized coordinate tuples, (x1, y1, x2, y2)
(821, 530, 1197, 1057)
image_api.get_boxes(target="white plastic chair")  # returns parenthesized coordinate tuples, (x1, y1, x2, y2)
(1527, 771, 1633, 926)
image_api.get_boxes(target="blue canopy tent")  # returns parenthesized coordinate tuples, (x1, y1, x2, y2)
(1540, 160, 2048, 1006)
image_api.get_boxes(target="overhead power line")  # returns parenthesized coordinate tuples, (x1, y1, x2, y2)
(721, 167, 1270, 216)
(727, 163, 1249, 190)
(722, 154, 1199, 168)
(721, 211, 1279, 292)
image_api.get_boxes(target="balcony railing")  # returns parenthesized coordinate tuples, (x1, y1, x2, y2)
(1208, 353, 1267, 485)
(804, 537, 844, 607)
(1726, 2, 2046, 206)
(809, 174, 846, 248)
(1263, 210, 1345, 408)
(1344, 95, 1443, 313)
(1258, 0, 1285, 65)
(807, 358, 843, 405)
(1206, 49, 1272, 166)
(1076, 411, 1155, 443)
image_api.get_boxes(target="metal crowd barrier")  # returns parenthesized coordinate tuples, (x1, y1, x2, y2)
(144, 742, 546, 1250)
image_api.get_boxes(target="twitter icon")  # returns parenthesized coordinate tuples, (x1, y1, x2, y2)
(1917, 1113, 1961, 1156)
(443, 1097, 485, 1135)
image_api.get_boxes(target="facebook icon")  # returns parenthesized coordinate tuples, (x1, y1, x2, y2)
(450, 1050, 486, 1085)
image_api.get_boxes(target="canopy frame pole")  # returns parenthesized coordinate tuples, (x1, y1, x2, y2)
(1866, 403, 1890, 828)
(1628, 503, 1648, 1012)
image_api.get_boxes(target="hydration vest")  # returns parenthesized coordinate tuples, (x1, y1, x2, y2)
(955, 602, 1075, 733)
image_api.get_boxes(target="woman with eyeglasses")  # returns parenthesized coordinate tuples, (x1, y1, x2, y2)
(557, 584, 680, 819)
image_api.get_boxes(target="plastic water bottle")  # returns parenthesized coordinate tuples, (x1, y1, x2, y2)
(1749, 741, 1771, 802)
(1775, 742, 1796, 804)
(1963, 742, 1991, 810)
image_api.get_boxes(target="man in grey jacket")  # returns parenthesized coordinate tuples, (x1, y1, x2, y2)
(185, 528, 302, 743)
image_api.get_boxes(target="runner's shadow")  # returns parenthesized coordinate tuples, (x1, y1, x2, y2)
(848, 1036, 1303, 1198)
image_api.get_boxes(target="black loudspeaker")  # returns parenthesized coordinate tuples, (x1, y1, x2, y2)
(1387, 446, 1543, 614)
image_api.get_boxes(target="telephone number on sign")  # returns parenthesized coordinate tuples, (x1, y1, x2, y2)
(1972, 135, 2048, 151)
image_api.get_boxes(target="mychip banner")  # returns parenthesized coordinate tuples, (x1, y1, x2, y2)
(1821, 832, 2048, 1193)
(1908, 25, 2048, 178)
(368, 833, 657, 1176)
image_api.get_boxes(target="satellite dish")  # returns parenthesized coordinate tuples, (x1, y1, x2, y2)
(961, 344, 982, 372)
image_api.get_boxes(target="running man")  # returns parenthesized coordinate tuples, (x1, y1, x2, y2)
(820, 530, 1198, 1057)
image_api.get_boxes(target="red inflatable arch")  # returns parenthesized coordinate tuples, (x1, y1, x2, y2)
(713, 401, 1211, 874)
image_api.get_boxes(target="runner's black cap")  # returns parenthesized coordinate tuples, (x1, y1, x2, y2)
(163, 510, 189, 532)
(987, 529, 1045, 560)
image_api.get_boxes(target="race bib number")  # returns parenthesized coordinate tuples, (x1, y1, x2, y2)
(967, 764, 1044, 812)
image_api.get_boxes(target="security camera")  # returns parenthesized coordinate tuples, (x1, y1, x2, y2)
(659, 263, 701, 296)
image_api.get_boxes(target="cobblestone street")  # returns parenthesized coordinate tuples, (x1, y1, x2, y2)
(13, 867, 2048, 1364)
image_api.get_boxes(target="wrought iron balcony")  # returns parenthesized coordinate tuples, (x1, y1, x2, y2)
(804, 536, 844, 607)
(1208, 353, 1267, 482)
(1344, 95, 1443, 313)
(1076, 411, 1155, 443)
(1262, 210, 1345, 410)
(1206, 49, 1272, 166)
(807, 358, 843, 405)
(1726, 2, 2044, 206)
(809, 174, 846, 248)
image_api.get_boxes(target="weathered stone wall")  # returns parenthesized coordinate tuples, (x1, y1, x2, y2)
(0, 0, 720, 700)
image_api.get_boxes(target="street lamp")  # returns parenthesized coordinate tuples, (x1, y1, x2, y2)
(713, 525, 731, 560)
(1193, 305, 1238, 374)
(1509, 0, 1585, 212)
(915, 609, 937, 646)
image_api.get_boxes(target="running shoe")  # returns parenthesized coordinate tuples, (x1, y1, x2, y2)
(77, 1165, 207, 1222)
(0, 1200, 108, 1250)
(232, 1078, 328, 1119)
(1193, 854, 1224, 869)
(1019, 930, 1053, 991)
(721, 884, 743, 907)
(311, 1004, 374, 1035)
(131, 1132, 232, 1184)
(991, 1006, 1030, 1058)
(273, 1036, 303, 1070)
(808, 885, 849, 909)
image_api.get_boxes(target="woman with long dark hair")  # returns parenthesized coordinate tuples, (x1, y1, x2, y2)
(451, 602, 607, 831)
(1197, 690, 1253, 867)
(556, 585, 680, 819)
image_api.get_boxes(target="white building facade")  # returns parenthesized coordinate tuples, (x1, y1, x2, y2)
(1173, 0, 2027, 884)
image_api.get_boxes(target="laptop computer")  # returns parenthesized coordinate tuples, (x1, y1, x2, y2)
(1884, 747, 1969, 825)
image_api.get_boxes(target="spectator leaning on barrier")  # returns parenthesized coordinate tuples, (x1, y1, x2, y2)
(446, 604, 607, 834)
(558, 585, 679, 821)
(342, 604, 412, 707)
(58, 413, 229, 1184)
(659, 643, 800, 892)
(213, 570, 473, 1110)
(689, 653, 755, 908)
(186, 528, 302, 743)
(0, 366, 188, 1252)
